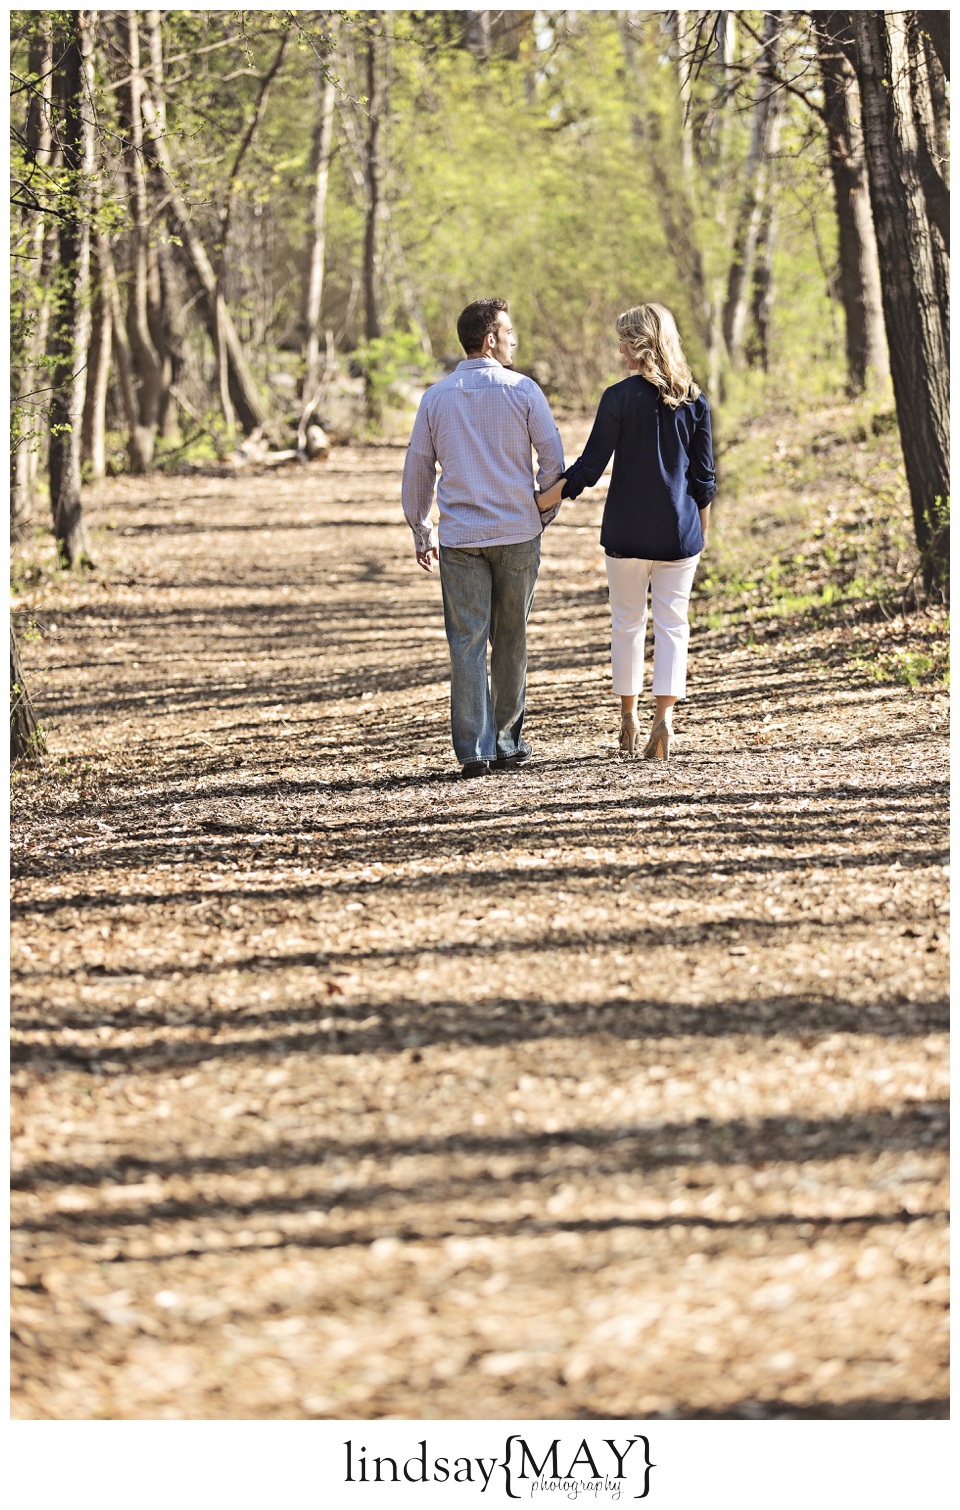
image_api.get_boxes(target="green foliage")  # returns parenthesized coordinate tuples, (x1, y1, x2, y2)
(350, 331, 435, 423)
(854, 642, 950, 689)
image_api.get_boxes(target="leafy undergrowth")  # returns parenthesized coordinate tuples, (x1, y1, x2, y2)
(702, 396, 949, 691)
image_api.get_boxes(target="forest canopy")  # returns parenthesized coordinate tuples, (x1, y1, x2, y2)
(8, 9, 949, 591)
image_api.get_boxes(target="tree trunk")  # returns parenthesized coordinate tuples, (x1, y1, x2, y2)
(672, 8, 695, 182)
(92, 166, 155, 476)
(748, 185, 777, 372)
(213, 28, 290, 435)
(81, 283, 112, 479)
(118, 11, 162, 463)
(154, 234, 186, 441)
(139, 15, 265, 435)
(722, 11, 783, 366)
(11, 621, 46, 761)
(47, 10, 95, 569)
(918, 10, 949, 79)
(363, 15, 386, 425)
(145, 10, 183, 440)
(619, 16, 715, 379)
(364, 16, 384, 344)
(301, 26, 338, 428)
(815, 13, 889, 393)
(11, 13, 54, 531)
(854, 11, 949, 596)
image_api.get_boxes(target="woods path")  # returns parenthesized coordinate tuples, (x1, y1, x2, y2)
(11, 428, 949, 1419)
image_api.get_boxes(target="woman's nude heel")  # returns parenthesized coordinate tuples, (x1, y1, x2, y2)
(643, 719, 672, 760)
(618, 716, 641, 756)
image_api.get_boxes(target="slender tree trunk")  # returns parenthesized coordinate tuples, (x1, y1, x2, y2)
(139, 14, 265, 434)
(814, 13, 889, 393)
(118, 11, 162, 463)
(214, 29, 290, 435)
(363, 15, 385, 425)
(11, 621, 46, 761)
(363, 23, 381, 342)
(748, 186, 777, 371)
(47, 10, 95, 569)
(364, 16, 384, 343)
(854, 11, 949, 595)
(155, 235, 185, 440)
(11, 14, 54, 531)
(81, 283, 112, 479)
(620, 16, 714, 373)
(301, 27, 338, 428)
(672, 8, 695, 182)
(722, 10, 782, 365)
(145, 11, 183, 439)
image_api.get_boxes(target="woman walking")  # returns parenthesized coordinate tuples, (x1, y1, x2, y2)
(537, 302, 716, 758)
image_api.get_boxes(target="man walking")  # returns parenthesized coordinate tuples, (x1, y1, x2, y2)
(401, 298, 565, 778)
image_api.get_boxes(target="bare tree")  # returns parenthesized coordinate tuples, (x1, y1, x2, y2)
(813, 12, 889, 393)
(139, 13, 265, 436)
(854, 11, 949, 594)
(619, 15, 718, 384)
(722, 11, 784, 366)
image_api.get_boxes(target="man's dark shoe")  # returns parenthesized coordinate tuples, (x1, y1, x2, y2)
(491, 740, 532, 772)
(461, 760, 490, 779)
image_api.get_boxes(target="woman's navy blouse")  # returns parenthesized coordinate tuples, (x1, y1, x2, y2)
(561, 374, 717, 560)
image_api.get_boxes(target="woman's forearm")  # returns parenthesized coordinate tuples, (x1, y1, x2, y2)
(698, 501, 711, 543)
(537, 478, 565, 512)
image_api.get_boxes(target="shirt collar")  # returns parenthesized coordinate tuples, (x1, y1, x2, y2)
(457, 357, 501, 369)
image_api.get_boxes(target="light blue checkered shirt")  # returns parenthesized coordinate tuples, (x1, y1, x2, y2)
(401, 358, 565, 551)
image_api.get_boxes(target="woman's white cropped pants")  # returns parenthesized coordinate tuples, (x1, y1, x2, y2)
(604, 553, 700, 697)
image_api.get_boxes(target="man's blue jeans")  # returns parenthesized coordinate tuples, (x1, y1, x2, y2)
(438, 537, 541, 765)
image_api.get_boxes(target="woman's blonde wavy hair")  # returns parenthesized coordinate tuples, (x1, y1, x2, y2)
(616, 302, 700, 408)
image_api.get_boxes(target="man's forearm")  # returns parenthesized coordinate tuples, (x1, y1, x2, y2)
(401, 451, 439, 552)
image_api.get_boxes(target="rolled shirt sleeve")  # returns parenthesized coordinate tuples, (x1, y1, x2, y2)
(525, 386, 565, 529)
(687, 399, 718, 507)
(401, 397, 440, 552)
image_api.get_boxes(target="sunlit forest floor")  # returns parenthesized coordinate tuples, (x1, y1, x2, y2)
(10, 403, 948, 1419)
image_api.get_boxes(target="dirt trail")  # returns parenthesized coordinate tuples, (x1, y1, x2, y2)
(11, 429, 948, 1419)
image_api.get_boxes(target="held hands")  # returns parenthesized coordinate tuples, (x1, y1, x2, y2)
(536, 478, 565, 513)
(416, 546, 440, 573)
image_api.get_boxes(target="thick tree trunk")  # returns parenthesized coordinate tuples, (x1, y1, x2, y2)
(11, 622, 46, 761)
(814, 13, 889, 393)
(47, 10, 95, 569)
(722, 11, 783, 366)
(854, 11, 949, 596)
(918, 10, 949, 79)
